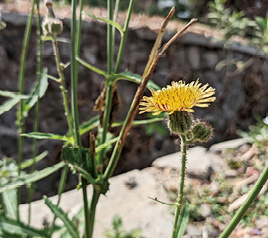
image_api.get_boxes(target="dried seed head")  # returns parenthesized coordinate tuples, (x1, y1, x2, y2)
(45, 0, 53, 8)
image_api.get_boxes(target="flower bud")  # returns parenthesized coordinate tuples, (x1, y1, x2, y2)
(192, 121, 213, 142)
(42, 18, 63, 36)
(167, 111, 192, 135)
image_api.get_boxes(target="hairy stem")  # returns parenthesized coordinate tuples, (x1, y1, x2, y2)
(52, 37, 74, 136)
(172, 135, 187, 237)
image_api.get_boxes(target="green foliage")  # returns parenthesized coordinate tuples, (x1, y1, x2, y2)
(104, 214, 142, 238)
(0, 216, 50, 237)
(208, 0, 250, 40)
(21, 132, 75, 144)
(44, 196, 80, 238)
(250, 16, 268, 53)
(0, 162, 65, 193)
(176, 202, 190, 238)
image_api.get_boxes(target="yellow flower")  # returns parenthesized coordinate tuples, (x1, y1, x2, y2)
(139, 79, 216, 115)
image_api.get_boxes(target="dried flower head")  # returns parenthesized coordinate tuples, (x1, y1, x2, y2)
(139, 79, 216, 115)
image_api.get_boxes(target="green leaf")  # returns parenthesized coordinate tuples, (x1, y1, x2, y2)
(45, 74, 60, 82)
(84, 12, 124, 35)
(21, 151, 48, 170)
(41, 35, 71, 43)
(0, 90, 28, 99)
(176, 202, 190, 238)
(95, 137, 119, 153)
(115, 71, 161, 90)
(2, 190, 18, 220)
(61, 147, 93, 178)
(0, 161, 65, 193)
(21, 132, 74, 144)
(0, 97, 22, 115)
(76, 56, 107, 76)
(0, 216, 49, 237)
(44, 196, 80, 238)
(22, 68, 49, 118)
(79, 115, 100, 136)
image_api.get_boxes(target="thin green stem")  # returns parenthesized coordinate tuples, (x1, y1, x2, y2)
(114, 0, 135, 73)
(75, 0, 83, 75)
(71, 0, 82, 146)
(71, 2, 89, 238)
(88, 187, 101, 238)
(17, 0, 36, 220)
(82, 178, 90, 238)
(107, 0, 114, 74)
(99, 0, 115, 168)
(99, 80, 114, 171)
(52, 37, 74, 136)
(172, 135, 187, 238)
(27, 0, 43, 224)
(50, 165, 69, 235)
(219, 164, 268, 238)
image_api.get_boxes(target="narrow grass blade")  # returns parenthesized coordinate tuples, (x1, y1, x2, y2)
(2, 190, 18, 220)
(44, 196, 80, 238)
(0, 162, 65, 193)
(115, 71, 161, 90)
(0, 90, 29, 99)
(84, 12, 124, 35)
(76, 56, 107, 76)
(79, 115, 100, 136)
(41, 35, 71, 43)
(0, 97, 22, 115)
(0, 216, 49, 237)
(22, 69, 48, 118)
(21, 132, 74, 144)
(176, 202, 190, 238)
(21, 151, 48, 169)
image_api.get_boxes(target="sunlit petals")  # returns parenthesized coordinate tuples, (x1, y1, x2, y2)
(139, 79, 216, 115)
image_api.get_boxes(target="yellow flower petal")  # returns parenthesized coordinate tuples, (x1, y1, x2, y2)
(139, 80, 216, 115)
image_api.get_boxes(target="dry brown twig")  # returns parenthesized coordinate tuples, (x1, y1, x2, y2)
(104, 7, 197, 180)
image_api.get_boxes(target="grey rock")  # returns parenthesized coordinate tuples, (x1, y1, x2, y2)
(224, 169, 238, 178)
(186, 224, 202, 236)
(20, 168, 175, 238)
(209, 138, 247, 152)
(152, 146, 224, 179)
(200, 204, 212, 218)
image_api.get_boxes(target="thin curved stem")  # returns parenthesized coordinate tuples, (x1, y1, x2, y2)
(71, 0, 82, 146)
(27, 0, 43, 224)
(17, 0, 36, 220)
(114, 0, 135, 73)
(219, 164, 268, 238)
(88, 187, 101, 238)
(52, 37, 74, 137)
(172, 135, 187, 238)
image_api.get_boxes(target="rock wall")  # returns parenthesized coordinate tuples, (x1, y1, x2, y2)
(0, 13, 268, 201)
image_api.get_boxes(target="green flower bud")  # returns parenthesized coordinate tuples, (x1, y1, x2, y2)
(167, 111, 192, 135)
(192, 121, 213, 142)
(42, 18, 63, 36)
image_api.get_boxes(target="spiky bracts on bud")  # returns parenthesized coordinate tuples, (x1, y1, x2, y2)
(167, 111, 192, 135)
(191, 121, 213, 143)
